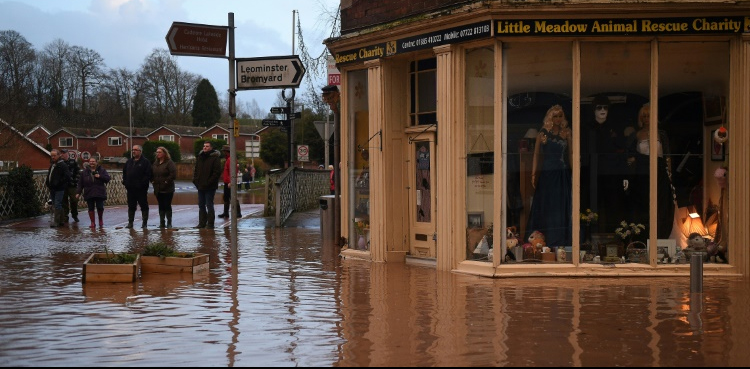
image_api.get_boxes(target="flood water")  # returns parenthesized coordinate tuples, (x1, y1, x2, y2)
(1, 186, 749, 366)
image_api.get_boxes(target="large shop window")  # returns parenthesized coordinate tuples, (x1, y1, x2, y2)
(580, 42, 650, 264)
(348, 69, 370, 251)
(657, 41, 730, 265)
(502, 41, 573, 264)
(465, 47, 495, 262)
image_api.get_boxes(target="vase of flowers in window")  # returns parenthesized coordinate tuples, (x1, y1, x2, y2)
(353, 219, 369, 250)
(580, 209, 598, 246)
(615, 221, 647, 263)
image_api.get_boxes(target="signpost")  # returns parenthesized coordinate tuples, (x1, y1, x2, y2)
(270, 106, 290, 114)
(297, 145, 309, 162)
(236, 55, 306, 90)
(327, 55, 340, 86)
(262, 119, 289, 127)
(165, 22, 228, 58)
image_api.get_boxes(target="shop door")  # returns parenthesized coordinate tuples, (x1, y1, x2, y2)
(408, 133, 437, 258)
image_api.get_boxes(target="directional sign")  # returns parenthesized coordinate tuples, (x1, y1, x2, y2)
(236, 55, 306, 90)
(165, 22, 228, 58)
(270, 107, 290, 114)
(262, 119, 289, 127)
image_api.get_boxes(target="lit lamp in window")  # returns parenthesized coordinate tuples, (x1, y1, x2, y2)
(682, 205, 708, 238)
(519, 128, 538, 152)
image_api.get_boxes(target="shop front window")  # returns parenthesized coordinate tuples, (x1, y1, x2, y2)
(348, 69, 370, 251)
(504, 41, 572, 264)
(658, 41, 730, 265)
(465, 47, 494, 262)
(580, 41, 650, 263)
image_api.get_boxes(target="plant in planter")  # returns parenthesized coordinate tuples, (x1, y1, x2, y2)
(140, 242, 208, 274)
(82, 246, 140, 283)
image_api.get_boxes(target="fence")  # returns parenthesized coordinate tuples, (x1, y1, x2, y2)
(0, 170, 127, 220)
(265, 167, 330, 226)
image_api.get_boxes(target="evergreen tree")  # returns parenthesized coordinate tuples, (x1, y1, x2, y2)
(259, 130, 289, 168)
(191, 78, 220, 127)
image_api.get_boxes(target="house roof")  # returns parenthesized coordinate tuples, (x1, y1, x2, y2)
(148, 124, 203, 137)
(200, 123, 261, 136)
(0, 118, 50, 154)
(103, 126, 150, 138)
(49, 127, 104, 138)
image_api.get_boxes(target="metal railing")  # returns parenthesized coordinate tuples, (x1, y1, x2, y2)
(0, 170, 127, 220)
(265, 167, 330, 226)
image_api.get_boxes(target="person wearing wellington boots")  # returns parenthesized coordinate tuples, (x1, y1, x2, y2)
(76, 157, 110, 228)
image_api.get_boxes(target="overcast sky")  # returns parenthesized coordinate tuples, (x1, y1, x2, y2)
(0, 0, 339, 116)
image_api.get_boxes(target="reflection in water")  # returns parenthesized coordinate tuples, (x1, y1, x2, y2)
(0, 224, 749, 366)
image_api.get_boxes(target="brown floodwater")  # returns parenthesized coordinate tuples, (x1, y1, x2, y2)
(0, 187, 749, 366)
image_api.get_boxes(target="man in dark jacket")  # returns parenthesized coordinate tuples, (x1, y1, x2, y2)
(193, 142, 222, 229)
(60, 149, 80, 223)
(122, 145, 153, 228)
(46, 149, 70, 227)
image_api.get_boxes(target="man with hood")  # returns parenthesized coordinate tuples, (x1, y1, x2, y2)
(193, 142, 222, 229)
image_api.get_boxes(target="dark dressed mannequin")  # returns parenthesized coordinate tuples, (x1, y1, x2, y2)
(580, 94, 630, 234)
(625, 103, 676, 239)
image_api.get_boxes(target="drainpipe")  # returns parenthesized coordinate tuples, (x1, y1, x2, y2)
(322, 85, 341, 246)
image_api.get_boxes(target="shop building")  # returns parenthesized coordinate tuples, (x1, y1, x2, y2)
(324, 0, 750, 277)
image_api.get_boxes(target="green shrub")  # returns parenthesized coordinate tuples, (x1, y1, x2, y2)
(0, 165, 41, 218)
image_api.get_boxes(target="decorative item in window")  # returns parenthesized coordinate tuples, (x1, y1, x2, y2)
(710, 129, 725, 161)
(467, 212, 483, 229)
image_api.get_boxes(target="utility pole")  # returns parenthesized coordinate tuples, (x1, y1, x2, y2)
(228, 12, 238, 268)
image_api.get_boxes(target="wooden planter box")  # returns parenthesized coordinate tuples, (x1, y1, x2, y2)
(140, 253, 209, 274)
(82, 253, 140, 283)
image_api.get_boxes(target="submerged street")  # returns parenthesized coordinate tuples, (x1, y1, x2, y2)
(0, 187, 748, 366)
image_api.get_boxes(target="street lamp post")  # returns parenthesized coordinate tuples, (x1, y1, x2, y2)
(127, 86, 133, 154)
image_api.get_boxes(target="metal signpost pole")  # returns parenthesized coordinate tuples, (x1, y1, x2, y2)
(128, 86, 133, 154)
(228, 13, 238, 268)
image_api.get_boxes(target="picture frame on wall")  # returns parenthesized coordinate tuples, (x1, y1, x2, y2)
(710, 130, 725, 161)
(703, 95, 725, 125)
(467, 212, 484, 228)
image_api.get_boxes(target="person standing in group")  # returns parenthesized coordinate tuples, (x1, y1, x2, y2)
(76, 157, 110, 229)
(151, 146, 177, 229)
(218, 145, 242, 219)
(329, 164, 335, 195)
(46, 149, 70, 228)
(241, 166, 250, 191)
(193, 142, 222, 229)
(59, 149, 80, 223)
(122, 144, 152, 229)
(250, 163, 256, 183)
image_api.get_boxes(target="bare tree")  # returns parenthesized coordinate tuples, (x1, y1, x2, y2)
(139, 48, 200, 125)
(66, 45, 104, 114)
(0, 30, 36, 122)
(39, 39, 71, 112)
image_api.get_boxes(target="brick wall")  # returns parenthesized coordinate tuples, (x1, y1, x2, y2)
(341, 0, 466, 32)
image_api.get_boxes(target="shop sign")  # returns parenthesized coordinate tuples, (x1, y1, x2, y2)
(333, 20, 492, 66)
(496, 16, 750, 37)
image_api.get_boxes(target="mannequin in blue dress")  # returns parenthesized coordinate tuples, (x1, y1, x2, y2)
(525, 104, 572, 251)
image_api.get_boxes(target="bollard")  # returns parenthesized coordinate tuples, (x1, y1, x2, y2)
(690, 252, 704, 293)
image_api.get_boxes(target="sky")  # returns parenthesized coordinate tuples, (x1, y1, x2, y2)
(0, 0, 339, 116)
